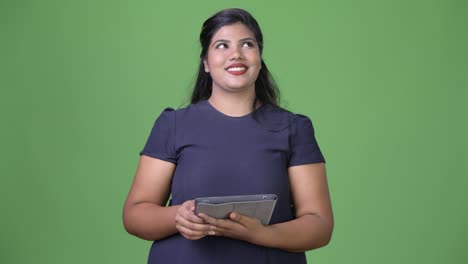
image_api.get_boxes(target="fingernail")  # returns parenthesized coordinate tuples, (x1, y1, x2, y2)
(209, 231, 215, 235)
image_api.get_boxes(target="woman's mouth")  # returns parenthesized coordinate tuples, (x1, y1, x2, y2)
(226, 63, 248, 75)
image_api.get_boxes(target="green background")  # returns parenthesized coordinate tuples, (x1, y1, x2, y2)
(1, 0, 467, 263)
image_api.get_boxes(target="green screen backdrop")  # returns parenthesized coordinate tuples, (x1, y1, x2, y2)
(1, 0, 467, 263)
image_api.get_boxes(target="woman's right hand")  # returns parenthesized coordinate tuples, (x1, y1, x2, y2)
(175, 200, 210, 240)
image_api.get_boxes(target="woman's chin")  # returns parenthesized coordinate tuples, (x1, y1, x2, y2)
(224, 83, 255, 93)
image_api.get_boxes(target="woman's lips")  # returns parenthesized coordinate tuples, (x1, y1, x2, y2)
(226, 63, 248, 75)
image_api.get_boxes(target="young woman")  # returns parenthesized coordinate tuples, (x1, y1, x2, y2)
(123, 8, 334, 264)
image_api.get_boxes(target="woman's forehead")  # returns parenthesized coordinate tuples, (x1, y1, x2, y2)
(211, 22, 255, 41)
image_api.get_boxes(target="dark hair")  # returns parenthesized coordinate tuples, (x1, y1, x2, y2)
(190, 8, 280, 109)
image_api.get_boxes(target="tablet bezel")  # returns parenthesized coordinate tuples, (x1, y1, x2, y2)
(194, 194, 277, 225)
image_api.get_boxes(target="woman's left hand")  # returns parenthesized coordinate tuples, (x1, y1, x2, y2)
(198, 212, 268, 244)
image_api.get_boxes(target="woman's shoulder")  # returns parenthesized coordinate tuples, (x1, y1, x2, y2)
(157, 101, 203, 116)
(153, 101, 212, 128)
(256, 104, 301, 132)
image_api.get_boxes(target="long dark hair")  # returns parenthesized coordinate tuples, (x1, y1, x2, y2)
(190, 8, 280, 109)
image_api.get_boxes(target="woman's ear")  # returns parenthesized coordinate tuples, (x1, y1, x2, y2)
(203, 59, 210, 73)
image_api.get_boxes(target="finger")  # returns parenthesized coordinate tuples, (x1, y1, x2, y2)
(198, 214, 239, 237)
(207, 229, 217, 236)
(185, 202, 196, 213)
(229, 212, 259, 226)
(183, 200, 195, 208)
(179, 206, 205, 224)
(197, 213, 218, 225)
(207, 225, 241, 239)
(230, 212, 241, 222)
(176, 224, 207, 240)
(181, 200, 203, 220)
(184, 211, 206, 224)
(176, 214, 211, 232)
(199, 214, 237, 230)
(206, 225, 231, 237)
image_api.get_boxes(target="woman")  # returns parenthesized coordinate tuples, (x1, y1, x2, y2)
(123, 8, 333, 264)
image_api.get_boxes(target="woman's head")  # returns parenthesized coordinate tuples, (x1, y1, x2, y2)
(191, 8, 279, 107)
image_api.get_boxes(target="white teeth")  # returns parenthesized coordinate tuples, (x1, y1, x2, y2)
(227, 67, 246, 72)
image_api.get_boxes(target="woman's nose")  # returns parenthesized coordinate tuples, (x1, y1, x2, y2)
(230, 46, 243, 60)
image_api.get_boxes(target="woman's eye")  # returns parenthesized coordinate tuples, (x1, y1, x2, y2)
(242, 41, 254, 48)
(216, 43, 228, 49)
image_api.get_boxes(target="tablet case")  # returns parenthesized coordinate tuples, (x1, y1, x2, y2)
(194, 194, 277, 225)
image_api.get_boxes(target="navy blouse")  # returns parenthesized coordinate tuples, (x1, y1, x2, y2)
(140, 100, 325, 264)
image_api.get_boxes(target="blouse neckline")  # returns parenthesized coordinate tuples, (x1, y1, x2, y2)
(202, 100, 264, 120)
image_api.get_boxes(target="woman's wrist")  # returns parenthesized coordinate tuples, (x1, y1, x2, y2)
(250, 224, 276, 248)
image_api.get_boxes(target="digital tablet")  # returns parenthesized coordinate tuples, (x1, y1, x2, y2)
(194, 194, 277, 225)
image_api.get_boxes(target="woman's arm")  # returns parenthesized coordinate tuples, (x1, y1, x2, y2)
(200, 162, 334, 252)
(262, 162, 334, 251)
(123, 155, 210, 241)
(123, 155, 178, 240)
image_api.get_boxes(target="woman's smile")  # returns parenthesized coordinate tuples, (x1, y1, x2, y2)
(226, 63, 248, 75)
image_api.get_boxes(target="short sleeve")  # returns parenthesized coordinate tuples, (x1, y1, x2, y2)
(288, 114, 325, 167)
(139, 107, 177, 164)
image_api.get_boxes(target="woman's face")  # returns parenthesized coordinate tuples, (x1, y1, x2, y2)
(204, 22, 262, 95)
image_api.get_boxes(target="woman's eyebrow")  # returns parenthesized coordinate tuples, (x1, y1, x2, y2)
(212, 37, 257, 46)
(212, 39, 231, 46)
(239, 37, 256, 42)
